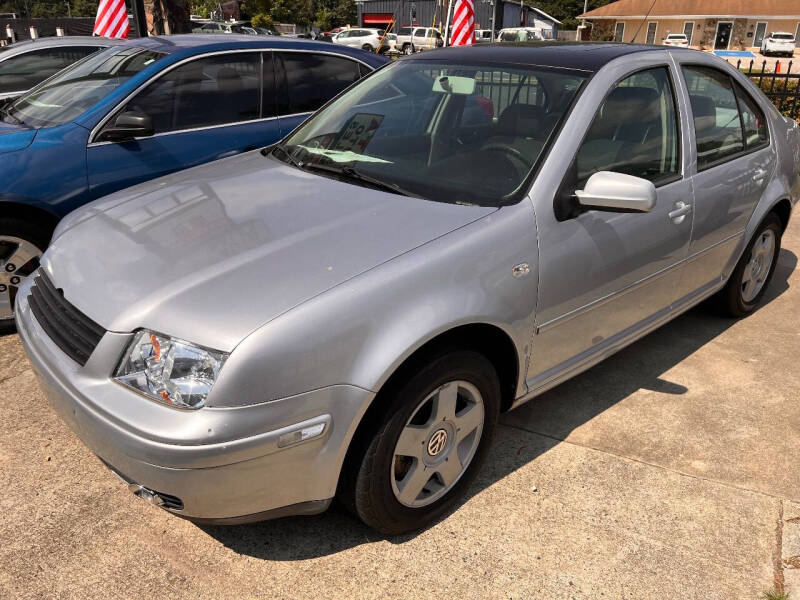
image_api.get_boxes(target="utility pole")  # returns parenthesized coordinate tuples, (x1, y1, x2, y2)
(131, 0, 147, 37)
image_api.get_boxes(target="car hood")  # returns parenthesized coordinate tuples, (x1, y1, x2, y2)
(0, 122, 36, 154)
(44, 151, 496, 351)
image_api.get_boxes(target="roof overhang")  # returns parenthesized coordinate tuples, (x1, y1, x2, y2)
(580, 13, 800, 19)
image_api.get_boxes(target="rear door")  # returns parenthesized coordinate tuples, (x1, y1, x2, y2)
(674, 64, 774, 300)
(87, 51, 281, 199)
(0, 45, 101, 99)
(275, 51, 368, 136)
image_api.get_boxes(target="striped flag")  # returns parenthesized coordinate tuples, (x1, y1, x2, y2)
(93, 0, 130, 39)
(450, 0, 475, 46)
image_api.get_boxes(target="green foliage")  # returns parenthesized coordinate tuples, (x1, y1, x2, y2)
(251, 12, 273, 29)
(207, 0, 356, 30)
(533, 0, 614, 30)
(761, 590, 790, 600)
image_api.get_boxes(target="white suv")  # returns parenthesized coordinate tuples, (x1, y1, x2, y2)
(662, 33, 689, 48)
(761, 32, 796, 57)
(333, 28, 386, 53)
(396, 27, 443, 53)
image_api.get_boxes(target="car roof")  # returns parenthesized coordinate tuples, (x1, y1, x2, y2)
(406, 42, 663, 72)
(114, 34, 388, 66)
(0, 35, 123, 57)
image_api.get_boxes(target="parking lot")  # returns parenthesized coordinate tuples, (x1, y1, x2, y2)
(0, 216, 795, 599)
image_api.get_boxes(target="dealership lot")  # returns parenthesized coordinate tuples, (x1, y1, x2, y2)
(0, 217, 795, 599)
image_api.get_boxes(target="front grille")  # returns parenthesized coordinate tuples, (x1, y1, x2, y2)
(28, 271, 106, 366)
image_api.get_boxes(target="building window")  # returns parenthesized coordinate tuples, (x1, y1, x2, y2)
(683, 21, 694, 45)
(614, 22, 625, 42)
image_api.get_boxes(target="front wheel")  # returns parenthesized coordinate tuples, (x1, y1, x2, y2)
(716, 213, 782, 317)
(341, 351, 500, 535)
(0, 218, 49, 332)
(362, 43, 373, 52)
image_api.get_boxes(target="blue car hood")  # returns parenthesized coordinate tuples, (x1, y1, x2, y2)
(0, 122, 36, 154)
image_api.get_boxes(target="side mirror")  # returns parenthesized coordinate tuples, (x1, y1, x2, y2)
(97, 111, 154, 143)
(575, 171, 656, 213)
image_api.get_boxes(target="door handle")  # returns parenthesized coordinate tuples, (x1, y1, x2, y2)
(668, 201, 692, 221)
(752, 168, 767, 182)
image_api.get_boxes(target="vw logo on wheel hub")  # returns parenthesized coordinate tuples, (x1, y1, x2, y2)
(427, 429, 448, 456)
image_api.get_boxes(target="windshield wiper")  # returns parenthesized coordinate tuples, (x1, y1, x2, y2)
(266, 142, 302, 168)
(300, 162, 419, 198)
(0, 104, 23, 125)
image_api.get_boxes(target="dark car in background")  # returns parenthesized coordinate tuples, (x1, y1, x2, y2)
(0, 36, 124, 102)
(0, 35, 387, 328)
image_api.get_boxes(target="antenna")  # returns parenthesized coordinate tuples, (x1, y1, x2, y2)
(629, 0, 657, 43)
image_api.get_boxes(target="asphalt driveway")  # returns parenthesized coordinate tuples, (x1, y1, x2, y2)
(1, 218, 799, 599)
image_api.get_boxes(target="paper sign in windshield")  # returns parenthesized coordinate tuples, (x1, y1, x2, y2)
(333, 113, 383, 154)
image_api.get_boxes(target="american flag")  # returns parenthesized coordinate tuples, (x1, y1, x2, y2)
(450, 0, 475, 46)
(93, 0, 130, 39)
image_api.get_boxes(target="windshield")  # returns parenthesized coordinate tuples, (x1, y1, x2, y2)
(2, 46, 166, 128)
(275, 60, 587, 206)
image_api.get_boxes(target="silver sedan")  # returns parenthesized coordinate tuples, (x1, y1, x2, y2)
(15, 43, 800, 534)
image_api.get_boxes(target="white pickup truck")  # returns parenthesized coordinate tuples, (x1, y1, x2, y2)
(395, 27, 444, 53)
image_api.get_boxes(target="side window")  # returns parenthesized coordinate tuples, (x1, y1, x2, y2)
(277, 53, 361, 114)
(576, 67, 680, 186)
(681, 66, 744, 169)
(0, 46, 99, 94)
(734, 82, 768, 149)
(112, 53, 261, 136)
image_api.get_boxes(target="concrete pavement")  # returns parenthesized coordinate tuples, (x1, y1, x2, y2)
(1, 218, 799, 599)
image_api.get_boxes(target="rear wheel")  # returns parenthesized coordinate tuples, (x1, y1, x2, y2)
(0, 219, 49, 333)
(716, 213, 782, 317)
(341, 351, 500, 535)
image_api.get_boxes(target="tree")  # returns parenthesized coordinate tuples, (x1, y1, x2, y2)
(534, 0, 615, 30)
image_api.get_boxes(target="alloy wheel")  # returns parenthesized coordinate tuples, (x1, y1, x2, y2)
(0, 236, 42, 322)
(741, 229, 776, 303)
(391, 380, 484, 508)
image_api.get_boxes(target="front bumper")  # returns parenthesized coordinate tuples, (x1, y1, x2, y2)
(15, 285, 375, 522)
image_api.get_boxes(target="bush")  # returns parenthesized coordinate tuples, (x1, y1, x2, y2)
(252, 13, 274, 29)
(753, 76, 800, 122)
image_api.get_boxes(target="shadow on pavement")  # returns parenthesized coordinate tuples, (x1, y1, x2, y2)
(193, 250, 797, 559)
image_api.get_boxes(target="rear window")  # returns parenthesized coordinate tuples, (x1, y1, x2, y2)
(398, 27, 412, 35)
(667, 34, 686, 39)
(772, 33, 794, 40)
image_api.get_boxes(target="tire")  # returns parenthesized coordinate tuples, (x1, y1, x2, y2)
(715, 213, 782, 318)
(0, 218, 50, 333)
(403, 43, 412, 55)
(362, 43, 373, 52)
(341, 351, 501, 535)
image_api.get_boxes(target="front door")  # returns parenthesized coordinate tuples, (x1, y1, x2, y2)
(87, 52, 281, 199)
(754, 22, 767, 48)
(715, 22, 732, 50)
(529, 66, 693, 389)
(676, 65, 774, 301)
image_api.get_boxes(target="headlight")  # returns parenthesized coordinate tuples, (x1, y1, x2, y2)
(114, 330, 228, 409)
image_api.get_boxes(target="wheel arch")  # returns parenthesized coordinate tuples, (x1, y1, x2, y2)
(336, 321, 520, 498)
(0, 199, 60, 242)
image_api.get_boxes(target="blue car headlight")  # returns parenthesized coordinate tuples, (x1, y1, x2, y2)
(114, 330, 228, 409)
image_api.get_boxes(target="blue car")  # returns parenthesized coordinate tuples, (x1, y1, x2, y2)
(0, 35, 387, 327)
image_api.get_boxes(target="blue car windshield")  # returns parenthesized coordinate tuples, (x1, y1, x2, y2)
(2, 46, 165, 128)
(276, 60, 587, 206)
